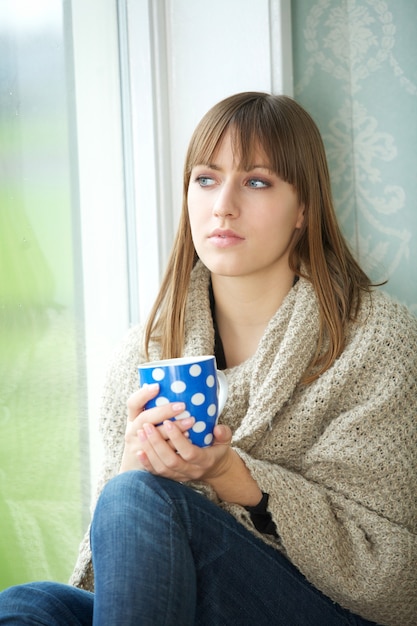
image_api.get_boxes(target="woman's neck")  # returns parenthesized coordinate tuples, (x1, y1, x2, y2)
(211, 271, 295, 368)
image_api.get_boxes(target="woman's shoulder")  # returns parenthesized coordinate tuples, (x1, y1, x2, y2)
(361, 288, 417, 332)
(117, 322, 146, 358)
(114, 322, 164, 364)
(351, 288, 417, 366)
(102, 323, 147, 385)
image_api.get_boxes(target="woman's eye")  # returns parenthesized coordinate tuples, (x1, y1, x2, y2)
(196, 176, 215, 187)
(247, 178, 269, 188)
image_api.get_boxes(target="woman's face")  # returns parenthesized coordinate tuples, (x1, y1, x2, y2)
(187, 130, 304, 281)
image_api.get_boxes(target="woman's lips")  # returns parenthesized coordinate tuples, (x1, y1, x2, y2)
(208, 229, 244, 248)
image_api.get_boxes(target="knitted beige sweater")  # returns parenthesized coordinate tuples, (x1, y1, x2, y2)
(70, 262, 417, 626)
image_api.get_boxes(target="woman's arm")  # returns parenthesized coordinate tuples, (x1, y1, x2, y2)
(202, 439, 263, 506)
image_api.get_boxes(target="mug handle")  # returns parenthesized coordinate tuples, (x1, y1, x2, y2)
(216, 370, 228, 416)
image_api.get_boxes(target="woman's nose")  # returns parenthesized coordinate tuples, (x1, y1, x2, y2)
(212, 182, 239, 218)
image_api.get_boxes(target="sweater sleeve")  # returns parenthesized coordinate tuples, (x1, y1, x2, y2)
(233, 336, 417, 626)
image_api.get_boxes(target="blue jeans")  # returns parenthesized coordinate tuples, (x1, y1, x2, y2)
(0, 471, 378, 625)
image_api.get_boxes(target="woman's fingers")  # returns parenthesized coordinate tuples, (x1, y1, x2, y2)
(127, 386, 194, 435)
(212, 424, 233, 445)
(126, 384, 160, 421)
(136, 422, 185, 475)
(124, 389, 233, 481)
(137, 419, 233, 483)
(159, 415, 195, 438)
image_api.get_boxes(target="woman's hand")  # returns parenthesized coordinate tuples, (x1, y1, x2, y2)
(119, 384, 195, 473)
(119, 384, 233, 481)
(136, 417, 233, 482)
(120, 386, 263, 507)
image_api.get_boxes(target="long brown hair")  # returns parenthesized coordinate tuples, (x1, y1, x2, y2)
(144, 92, 374, 382)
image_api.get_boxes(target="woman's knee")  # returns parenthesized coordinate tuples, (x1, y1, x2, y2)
(92, 471, 177, 538)
(0, 583, 44, 619)
(97, 471, 165, 510)
(97, 471, 185, 512)
(0, 582, 93, 625)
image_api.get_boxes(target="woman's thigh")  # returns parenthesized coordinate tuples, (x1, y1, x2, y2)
(0, 581, 93, 626)
(155, 477, 371, 626)
(99, 471, 374, 626)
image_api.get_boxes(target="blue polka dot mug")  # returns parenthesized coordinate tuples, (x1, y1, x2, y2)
(138, 355, 228, 447)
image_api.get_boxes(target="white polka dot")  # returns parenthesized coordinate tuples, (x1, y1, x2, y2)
(155, 396, 169, 406)
(192, 421, 206, 433)
(204, 433, 214, 445)
(152, 368, 165, 381)
(207, 404, 216, 417)
(206, 374, 215, 388)
(189, 364, 202, 377)
(171, 380, 186, 393)
(175, 410, 191, 420)
(191, 392, 205, 405)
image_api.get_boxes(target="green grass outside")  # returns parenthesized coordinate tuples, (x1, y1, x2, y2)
(0, 182, 86, 589)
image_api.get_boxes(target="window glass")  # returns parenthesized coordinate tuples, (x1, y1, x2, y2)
(0, 0, 87, 587)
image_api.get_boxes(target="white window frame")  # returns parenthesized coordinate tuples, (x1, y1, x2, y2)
(70, 0, 129, 489)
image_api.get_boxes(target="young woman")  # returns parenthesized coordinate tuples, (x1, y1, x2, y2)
(1, 92, 416, 625)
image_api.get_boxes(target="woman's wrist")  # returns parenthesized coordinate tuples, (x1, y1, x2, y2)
(204, 449, 262, 506)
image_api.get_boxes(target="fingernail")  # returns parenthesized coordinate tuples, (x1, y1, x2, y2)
(143, 423, 153, 436)
(177, 417, 194, 427)
(142, 382, 158, 390)
(172, 402, 186, 411)
(138, 429, 147, 442)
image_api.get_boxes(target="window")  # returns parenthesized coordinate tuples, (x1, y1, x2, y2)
(0, 0, 90, 585)
(0, 0, 291, 588)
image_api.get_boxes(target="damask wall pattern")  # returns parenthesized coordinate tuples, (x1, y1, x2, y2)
(292, 0, 417, 314)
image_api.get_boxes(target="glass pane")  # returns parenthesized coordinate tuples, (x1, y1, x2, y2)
(0, 0, 87, 587)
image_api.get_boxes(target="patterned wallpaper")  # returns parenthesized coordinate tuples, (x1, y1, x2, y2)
(292, 0, 417, 314)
